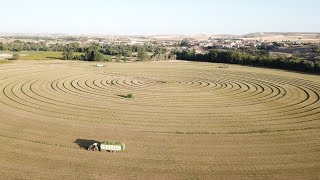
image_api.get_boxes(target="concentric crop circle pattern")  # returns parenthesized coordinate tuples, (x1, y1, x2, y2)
(0, 62, 319, 134)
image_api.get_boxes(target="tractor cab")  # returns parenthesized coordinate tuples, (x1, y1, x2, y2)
(88, 143, 99, 151)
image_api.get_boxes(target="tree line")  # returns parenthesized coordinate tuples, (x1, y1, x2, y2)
(0, 40, 174, 61)
(176, 49, 320, 73)
(3, 40, 318, 73)
(0, 40, 49, 51)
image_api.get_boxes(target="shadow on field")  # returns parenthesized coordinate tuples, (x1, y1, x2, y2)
(117, 95, 128, 98)
(46, 56, 63, 60)
(74, 139, 100, 149)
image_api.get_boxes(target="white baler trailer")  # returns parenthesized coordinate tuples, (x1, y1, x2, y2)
(88, 141, 125, 152)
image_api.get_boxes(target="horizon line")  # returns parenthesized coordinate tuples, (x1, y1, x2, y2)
(1, 31, 320, 37)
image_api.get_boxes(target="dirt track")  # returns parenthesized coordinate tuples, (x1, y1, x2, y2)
(0, 60, 319, 179)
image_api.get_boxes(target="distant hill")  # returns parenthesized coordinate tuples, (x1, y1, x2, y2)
(1, 32, 320, 42)
(240, 32, 320, 42)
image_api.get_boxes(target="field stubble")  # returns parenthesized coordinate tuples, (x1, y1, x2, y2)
(0, 60, 319, 179)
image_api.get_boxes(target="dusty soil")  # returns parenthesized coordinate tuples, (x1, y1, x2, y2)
(0, 60, 319, 179)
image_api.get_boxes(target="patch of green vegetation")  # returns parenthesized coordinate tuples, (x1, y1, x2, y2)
(0, 60, 12, 64)
(177, 49, 320, 73)
(19, 51, 63, 60)
(125, 93, 134, 98)
(1, 51, 84, 60)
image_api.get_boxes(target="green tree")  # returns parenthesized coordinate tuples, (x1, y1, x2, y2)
(84, 45, 105, 61)
(122, 49, 131, 57)
(313, 45, 320, 53)
(62, 50, 74, 60)
(104, 55, 112, 62)
(93, 52, 105, 61)
(180, 39, 190, 47)
(123, 56, 128, 62)
(137, 48, 148, 61)
(116, 54, 122, 62)
(314, 61, 320, 72)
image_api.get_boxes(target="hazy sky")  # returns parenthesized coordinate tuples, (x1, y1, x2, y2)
(0, 0, 319, 35)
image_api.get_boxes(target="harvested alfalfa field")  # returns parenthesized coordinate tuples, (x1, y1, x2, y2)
(0, 60, 319, 179)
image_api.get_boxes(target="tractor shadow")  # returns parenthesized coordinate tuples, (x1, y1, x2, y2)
(74, 139, 100, 149)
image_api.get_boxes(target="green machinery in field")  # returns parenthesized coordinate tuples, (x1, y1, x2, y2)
(88, 141, 125, 152)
